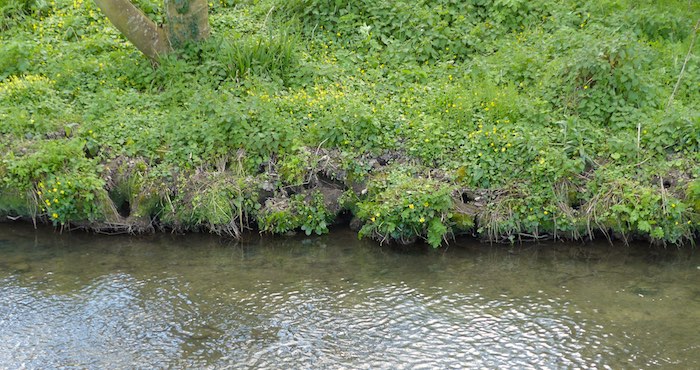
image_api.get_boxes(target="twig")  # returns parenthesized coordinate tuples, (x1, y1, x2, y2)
(667, 19, 700, 110)
(636, 122, 641, 160)
(660, 176, 668, 214)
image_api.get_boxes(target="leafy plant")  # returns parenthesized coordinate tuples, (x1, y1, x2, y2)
(356, 169, 453, 247)
(258, 191, 334, 235)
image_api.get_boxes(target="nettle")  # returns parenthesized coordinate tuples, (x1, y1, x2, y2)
(289, 0, 551, 65)
(557, 32, 659, 127)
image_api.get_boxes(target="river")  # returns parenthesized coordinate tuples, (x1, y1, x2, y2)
(0, 224, 698, 368)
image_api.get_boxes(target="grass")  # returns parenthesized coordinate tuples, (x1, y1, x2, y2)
(0, 0, 698, 247)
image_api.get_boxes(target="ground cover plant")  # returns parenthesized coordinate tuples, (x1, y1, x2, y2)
(1, 0, 698, 247)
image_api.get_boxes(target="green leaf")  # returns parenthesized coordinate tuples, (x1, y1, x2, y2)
(637, 220, 651, 232)
(427, 218, 447, 248)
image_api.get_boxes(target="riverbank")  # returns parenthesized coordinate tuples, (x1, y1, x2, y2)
(1, 0, 699, 246)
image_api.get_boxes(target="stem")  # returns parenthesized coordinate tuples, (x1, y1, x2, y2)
(667, 19, 700, 110)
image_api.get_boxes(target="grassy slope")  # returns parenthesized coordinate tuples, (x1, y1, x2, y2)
(0, 0, 698, 246)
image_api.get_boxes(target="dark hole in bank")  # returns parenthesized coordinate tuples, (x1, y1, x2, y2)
(335, 210, 353, 226)
(117, 200, 131, 218)
(461, 192, 473, 203)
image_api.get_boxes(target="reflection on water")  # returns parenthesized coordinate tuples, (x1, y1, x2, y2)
(0, 224, 698, 368)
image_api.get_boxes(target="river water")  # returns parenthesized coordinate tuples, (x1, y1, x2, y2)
(0, 223, 698, 369)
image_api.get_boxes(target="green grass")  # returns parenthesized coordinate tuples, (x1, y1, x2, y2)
(0, 0, 698, 246)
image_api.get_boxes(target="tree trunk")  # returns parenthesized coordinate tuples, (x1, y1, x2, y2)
(94, 0, 210, 60)
(93, 0, 169, 60)
(165, 0, 210, 49)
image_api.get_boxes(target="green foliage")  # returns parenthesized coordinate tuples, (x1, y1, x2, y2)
(36, 173, 106, 225)
(0, 74, 71, 136)
(289, 0, 554, 64)
(161, 172, 252, 237)
(2, 139, 100, 191)
(209, 33, 298, 81)
(687, 179, 700, 214)
(585, 169, 695, 244)
(258, 191, 334, 235)
(0, 0, 48, 30)
(0, 188, 31, 217)
(1, 137, 106, 225)
(0, 0, 697, 244)
(476, 181, 583, 243)
(642, 107, 700, 156)
(0, 41, 34, 80)
(551, 31, 659, 127)
(356, 170, 453, 248)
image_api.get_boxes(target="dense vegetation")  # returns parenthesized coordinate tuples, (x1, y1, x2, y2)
(1, 0, 699, 247)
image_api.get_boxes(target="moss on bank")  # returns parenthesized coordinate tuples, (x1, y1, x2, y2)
(1, 0, 699, 246)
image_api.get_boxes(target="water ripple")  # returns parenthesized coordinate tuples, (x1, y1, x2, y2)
(1, 226, 698, 369)
(179, 280, 608, 369)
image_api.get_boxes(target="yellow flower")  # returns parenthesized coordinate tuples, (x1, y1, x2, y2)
(45, 199, 50, 205)
(53, 199, 58, 203)
(583, 85, 588, 89)
(419, 217, 425, 223)
(671, 203, 676, 208)
(370, 217, 376, 222)
(424, 202, 429, 207)
(375, 212, 380, 217)
(409, 204, 414, 209)
(52, 213, 58, 219)
(544, 210, 549, 215)
(37, 191, 42, 195)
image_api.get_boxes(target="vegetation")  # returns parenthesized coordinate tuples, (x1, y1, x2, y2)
(1, 0, 698, 247)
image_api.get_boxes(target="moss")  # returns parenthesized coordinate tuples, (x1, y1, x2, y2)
(173, 0, 190, 15)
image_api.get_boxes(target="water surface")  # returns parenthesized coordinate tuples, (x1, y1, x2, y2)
(1, 224, 698, 368)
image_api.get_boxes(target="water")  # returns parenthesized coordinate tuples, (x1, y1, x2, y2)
(0, 224, 698, 369)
